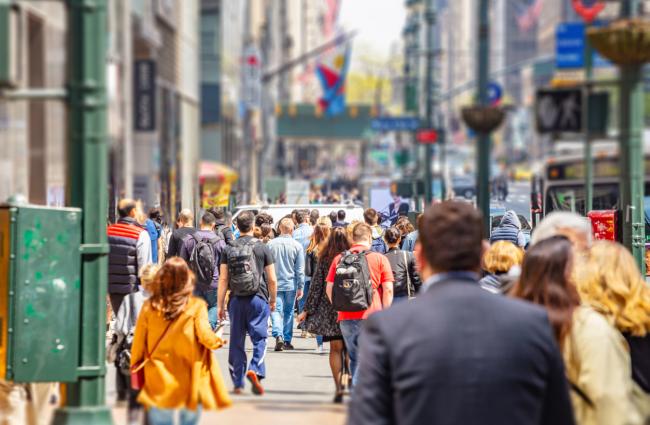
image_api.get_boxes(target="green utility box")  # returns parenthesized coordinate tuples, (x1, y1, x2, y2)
(0, 205, 82, 382)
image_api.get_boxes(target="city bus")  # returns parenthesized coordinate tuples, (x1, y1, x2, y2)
(541, 151, 650, 217)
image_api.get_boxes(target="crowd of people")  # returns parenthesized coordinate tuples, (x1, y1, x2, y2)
(100, 198, 650, 425)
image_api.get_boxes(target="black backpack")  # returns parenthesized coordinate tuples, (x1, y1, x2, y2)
(189, 234, 218, 287)
(332, 251, 373, 312)
(227, 239, 262, 296)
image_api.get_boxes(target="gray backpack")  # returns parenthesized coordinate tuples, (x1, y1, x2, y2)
(227, 239, 261, 296)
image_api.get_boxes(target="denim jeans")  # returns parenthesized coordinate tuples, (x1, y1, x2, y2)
(148, 407, 201, 425)
(271, 290, 296, 343)
(339, 319, 364, 386)
(194, 286, 218, 330)
(298, 278, 311, 313)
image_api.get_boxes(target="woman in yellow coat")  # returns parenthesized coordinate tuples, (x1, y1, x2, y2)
(577, 242, 650, 425)
(131, 257, 232, 424)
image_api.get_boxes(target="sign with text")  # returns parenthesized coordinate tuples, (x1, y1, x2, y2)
(416, 129, 438, 144)
(134, 60, 157, 132)
(371, 116, 420, 132)
(556, 22, 612, 69)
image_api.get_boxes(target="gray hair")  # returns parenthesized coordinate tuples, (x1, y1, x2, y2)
(530, 212, 592, 247)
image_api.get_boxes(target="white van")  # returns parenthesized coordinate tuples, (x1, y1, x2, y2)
(231, 204, 365, 226)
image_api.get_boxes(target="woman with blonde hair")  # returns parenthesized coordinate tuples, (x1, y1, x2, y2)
(479, 241, 524, 294)
(578, 241, 650, 423)
(131, 258, 231, 424)
(513, 236, 639, 425)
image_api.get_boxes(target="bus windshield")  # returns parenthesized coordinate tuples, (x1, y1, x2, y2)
(546, 184, 619, 216)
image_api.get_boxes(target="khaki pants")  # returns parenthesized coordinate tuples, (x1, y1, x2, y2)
(0, 381, 58, 425)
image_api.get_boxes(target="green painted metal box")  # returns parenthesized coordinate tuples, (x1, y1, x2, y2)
(0, 205, 82, 382)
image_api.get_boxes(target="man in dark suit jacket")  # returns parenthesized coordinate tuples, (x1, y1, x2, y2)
(348, 201, 575, 425)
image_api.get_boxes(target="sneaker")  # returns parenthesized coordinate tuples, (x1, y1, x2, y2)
(233, 387, 244, 395)
(274, 337, 284, 352)
(283, 342, 295, 350)
(333, 391, 344, 404)
(246, 370, 265, 396)
(315, 345, 324, 354)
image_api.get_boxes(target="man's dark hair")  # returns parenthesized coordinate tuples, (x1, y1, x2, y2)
(363, 208, 379, 225)
(201, 212, 216, 227)
(255, 212, 273, 227)
(329, 211, 338, 223)
(337, 210, 346, 222)
(208, 207, 225, 221)
(420, 201, 484, 272)
(148, 207, 162, 221)
(384, 227, 401, 245)
(236, 211, 255, 233)
(309, 209, 319, 226)
(117, 199, 136, 218)
(295, 210, 307, 225)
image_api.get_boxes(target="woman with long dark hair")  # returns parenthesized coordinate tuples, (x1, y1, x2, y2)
(512, 236, 636, 425)
(297, 227, 350, 403)
(131, 258, 231, 424)
(303, 217, 332, 349)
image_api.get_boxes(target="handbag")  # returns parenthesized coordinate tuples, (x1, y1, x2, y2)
(403, 251, 415, 300)
(130, 318, 175, 390)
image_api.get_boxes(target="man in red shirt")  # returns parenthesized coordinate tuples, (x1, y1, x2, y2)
(326, 223, 394, 385)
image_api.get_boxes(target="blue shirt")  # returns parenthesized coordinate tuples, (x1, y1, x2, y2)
(145, 219, 160, 263)
(267, 234, 305, 292)
(292, 223, 313, 252)
(421, 271, 480, 293)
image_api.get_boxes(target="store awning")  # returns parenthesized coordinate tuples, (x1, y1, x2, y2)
(199, 161, 239, 184)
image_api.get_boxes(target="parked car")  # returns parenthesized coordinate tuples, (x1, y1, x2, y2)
(451, 175, 476, 199)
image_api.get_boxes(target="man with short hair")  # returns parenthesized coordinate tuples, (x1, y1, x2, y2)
(309, 209, 320, 226)
(208, 207, 235, 246)
(218, 211, 278, 395)
(107, 199, 152, 313)
(363, 208, 387, 254)
(326, 223, 394, 384)
(180, 212, 226, 330)
(268, 218, 305, 351)
(348, 201, 575, 425)
(167, 208, 195, 257)
(333, 209, 348, 228)
(292, 210, 313, 318)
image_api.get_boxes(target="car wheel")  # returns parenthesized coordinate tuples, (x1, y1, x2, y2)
(463, 190, 474, 199)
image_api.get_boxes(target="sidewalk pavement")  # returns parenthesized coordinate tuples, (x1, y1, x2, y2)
(109, 325, 346, 424)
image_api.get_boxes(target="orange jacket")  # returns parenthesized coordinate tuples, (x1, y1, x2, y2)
(131, 297, 232, 411)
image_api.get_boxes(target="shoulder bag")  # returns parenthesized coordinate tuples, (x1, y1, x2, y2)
(130, 317, 175, 390)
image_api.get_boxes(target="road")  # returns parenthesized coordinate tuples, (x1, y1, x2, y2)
(500, 180, 531, 220)
(109, 326, 346, 424)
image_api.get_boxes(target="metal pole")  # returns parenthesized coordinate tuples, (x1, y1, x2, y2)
(477, 0, 491, 236)
(53, 0, 111, 423)
(584, 24, 593, 213)
(423, 0, 435, 204)
(619, 0, 645, 273)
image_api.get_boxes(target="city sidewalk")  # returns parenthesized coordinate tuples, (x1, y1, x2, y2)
(109, 325, 346, 424)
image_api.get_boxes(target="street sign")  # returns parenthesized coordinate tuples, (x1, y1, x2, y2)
(416, 128, 438, 144)
(134, 60, 157, 131)
(556, 23, 585, 69)
(242, 44, 262, 109)
(535, 88, 583, 133)
(487, 82, 503, 106)
(371, 116, 420, 132)
(556, 22, 612, 70)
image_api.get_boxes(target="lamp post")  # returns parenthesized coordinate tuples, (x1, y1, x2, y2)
(52, 0, 112, 423)
(461, 0, 504, 237)
(587, 2, 648, 273)
(423, 0, 436, 204)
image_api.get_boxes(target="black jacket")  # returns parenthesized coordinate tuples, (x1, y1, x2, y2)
(384, 248, 421, 297)
(348, 275, 575, 425)
(215, 220, 235, 246)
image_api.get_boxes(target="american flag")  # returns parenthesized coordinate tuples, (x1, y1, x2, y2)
(516, 0, 543, 32)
